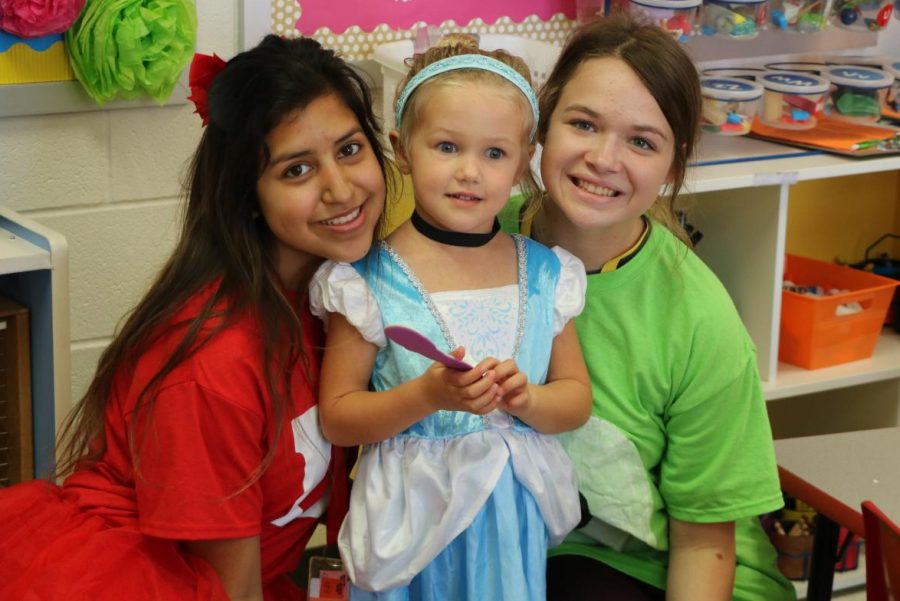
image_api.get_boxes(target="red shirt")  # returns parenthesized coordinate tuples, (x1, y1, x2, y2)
(63, 283, 332, 591)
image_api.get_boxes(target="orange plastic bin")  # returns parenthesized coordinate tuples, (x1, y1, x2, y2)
(779, 254, 900, 369)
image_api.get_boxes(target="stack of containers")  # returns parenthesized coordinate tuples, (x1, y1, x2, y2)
(769, 0, 832, 31)
(700, 76, 764, 134)
(700, 0, 769, 38)
(627, 0, 702, 42)
(821, 65, 895, 123)
(758, 71, 830, 129)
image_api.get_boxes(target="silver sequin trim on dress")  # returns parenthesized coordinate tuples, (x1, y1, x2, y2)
(378, 234, 529, 361)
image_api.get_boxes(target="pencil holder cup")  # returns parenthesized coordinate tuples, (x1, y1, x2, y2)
(700, 77, 764, 134)
(822, 65, 894, 123)
(758, 71, 830, 129)
(700, 0, 768, 38)
(769, 0, 831, 31)
(627, 0, 701, 42)
(880, 60, 900, 118)
(830, 0, 893, 31)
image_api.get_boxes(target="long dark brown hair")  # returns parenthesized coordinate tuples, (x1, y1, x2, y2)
(537, 15, 702, 243)
(54, 35, 389, 482)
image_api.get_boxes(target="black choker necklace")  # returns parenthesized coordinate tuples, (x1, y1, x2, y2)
(411, 210, 501, 248)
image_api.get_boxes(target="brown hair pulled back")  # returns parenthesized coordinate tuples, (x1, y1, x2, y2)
(538, 15, 702, 241)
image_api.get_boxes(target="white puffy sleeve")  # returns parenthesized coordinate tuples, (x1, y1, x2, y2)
(551, 246, 587, 336)
(308, 261, 386, 347)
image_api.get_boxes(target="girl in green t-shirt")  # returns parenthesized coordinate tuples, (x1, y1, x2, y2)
(520, 14, 796, 601)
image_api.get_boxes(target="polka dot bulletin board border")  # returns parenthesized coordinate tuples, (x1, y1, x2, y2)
(267, 0, 576, 60)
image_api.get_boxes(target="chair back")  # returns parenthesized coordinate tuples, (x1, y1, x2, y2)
(863, 500, 900, 601)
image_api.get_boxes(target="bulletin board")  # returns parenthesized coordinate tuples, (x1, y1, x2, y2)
(240, 0, 577, 60)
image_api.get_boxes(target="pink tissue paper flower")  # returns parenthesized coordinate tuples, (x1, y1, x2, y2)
(0, 0, 86, 38)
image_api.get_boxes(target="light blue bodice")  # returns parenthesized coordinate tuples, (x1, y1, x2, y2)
(351, 235, 562, 440)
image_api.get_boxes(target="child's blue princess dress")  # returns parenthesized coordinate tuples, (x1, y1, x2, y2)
(310, 235, 586, 601)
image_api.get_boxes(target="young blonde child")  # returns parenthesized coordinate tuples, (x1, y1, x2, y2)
(309, 37, 592, 600)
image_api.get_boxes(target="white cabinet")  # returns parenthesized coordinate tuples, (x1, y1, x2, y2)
(685, 134, 900, 439)
(0, 208, 69, 479)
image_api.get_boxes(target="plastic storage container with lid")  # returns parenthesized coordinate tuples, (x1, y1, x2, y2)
(769, 0, 831, 31)
(822, 65, 894, 123)
(700, 0, 768, 38)
(830, 0, 893, 31)
(881, 60, 900, 119)
(700, 77, 764, 134)
(627, 0, 701, 42)
(758, 71, 830, 129)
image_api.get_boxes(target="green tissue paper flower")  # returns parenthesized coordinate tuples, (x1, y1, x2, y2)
(66, 0, 196, 104)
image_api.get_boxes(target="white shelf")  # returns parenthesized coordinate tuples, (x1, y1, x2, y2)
(687, 134, 900, 194)
(0, 75, 190, 119)
(764, 331, 900, 401)
(0, 228, 52, 275)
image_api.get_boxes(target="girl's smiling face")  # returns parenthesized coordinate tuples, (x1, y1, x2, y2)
(540, 57, 675, 237)
(393, 79, 532, 236)
(256, 93, 385, 286)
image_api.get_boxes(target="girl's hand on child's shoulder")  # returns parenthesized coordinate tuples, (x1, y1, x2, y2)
(492, 359, 533, 417)
(421, 348, 503, 416)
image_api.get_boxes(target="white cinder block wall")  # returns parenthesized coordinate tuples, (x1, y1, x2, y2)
(0, 2, 239, 405)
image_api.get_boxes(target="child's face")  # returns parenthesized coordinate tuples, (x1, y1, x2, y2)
(394, 80, 532, 235)
(257, 93, 385, 286)
(540, 57, 675, 235)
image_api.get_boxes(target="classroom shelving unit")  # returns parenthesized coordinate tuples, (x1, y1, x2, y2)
(0, 208, 69, 481)
(686, 134, 900, 409)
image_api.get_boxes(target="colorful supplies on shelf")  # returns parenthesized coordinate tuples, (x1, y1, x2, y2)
(700, 0, 768, 38)
(758, 71, 830, 130)
(701, 76, 763, 134)
(750, 114, 900, 154)
(627, 0, 701, 42)
(830, 0, 894, 30)
(770, 0, 831, 32)
(822, 65, 894, 124)
(779, 254, 899, 369)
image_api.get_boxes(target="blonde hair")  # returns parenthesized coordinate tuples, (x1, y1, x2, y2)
(393, 35, 540, 208)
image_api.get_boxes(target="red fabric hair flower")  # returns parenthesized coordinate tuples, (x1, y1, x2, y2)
(187, 52, 226, 126)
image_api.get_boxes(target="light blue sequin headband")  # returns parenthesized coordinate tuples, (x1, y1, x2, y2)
(394, 54, 540, 140)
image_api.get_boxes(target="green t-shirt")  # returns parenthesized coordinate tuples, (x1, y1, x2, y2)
(505, 207, 794, 600)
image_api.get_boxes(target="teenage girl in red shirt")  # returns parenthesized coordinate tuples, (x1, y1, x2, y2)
(0, 35, 388, 601)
